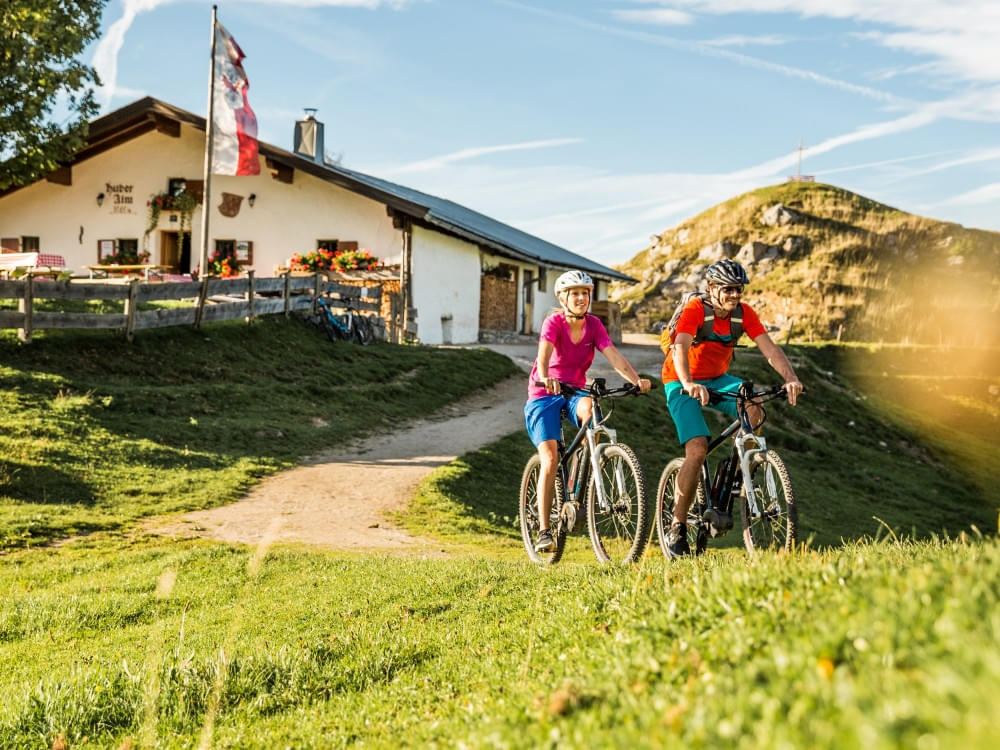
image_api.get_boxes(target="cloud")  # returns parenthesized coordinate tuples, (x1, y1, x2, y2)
(943, 182, 1000, 205)
(92, 0, 176, 109)
(702, 34, 790, 47)
(384, 138, 584, 175)
(91, 0, 419, 110)
(611, 8, 694, 25)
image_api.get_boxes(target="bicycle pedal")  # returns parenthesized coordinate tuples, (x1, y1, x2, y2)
(702, 508, 733, 537)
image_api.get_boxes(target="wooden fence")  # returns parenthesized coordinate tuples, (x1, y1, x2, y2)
(0, 271, 399, 344)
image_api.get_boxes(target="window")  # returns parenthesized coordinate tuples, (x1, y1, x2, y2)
(118, 238, 138, 256)
(167, 178, 187, 196)
(96, 238, 141, 262)
(21, 236, 40, 252)
(317, 239, 338, 252)
(215, 239, 235, 257)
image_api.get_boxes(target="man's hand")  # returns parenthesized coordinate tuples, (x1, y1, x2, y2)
(683, 382, 709, 405)
(636, 377, 652, 394)
(783, 380, 804, 406)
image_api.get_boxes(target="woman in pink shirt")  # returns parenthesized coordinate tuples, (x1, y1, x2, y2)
(525, 270, 652, 553)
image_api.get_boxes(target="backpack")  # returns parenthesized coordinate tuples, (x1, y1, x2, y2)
(661, 292, 743, 350)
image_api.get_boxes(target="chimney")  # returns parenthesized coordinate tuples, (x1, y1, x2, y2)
(293, 108, 325, 165)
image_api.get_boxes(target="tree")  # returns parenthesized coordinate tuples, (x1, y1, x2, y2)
(0, 0, 107, 190)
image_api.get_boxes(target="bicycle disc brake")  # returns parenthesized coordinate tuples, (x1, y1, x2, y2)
(561, 501, 578, 533)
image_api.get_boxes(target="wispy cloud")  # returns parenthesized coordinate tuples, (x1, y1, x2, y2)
(497, 0, 907, 106)
(701, 34, 790, 47)
(91, 0, 417, 110)
(943, 182, 1000, 205)
(384, 138, 584, 175)
(611, 8, 693, 25)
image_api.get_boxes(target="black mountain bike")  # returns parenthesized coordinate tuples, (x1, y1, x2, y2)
(315, 297, 375, 344)
(655, 382, 798, 557)
(519, 378, 649, 565)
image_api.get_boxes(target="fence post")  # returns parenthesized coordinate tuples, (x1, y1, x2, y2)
(17, 276, 33, 343)
(283, 271, 291, 317)
(313, 272, 322, 313)
(246, 269, 256, 324)
(124, 279, 139, 342)
(194, 276, 210, 328)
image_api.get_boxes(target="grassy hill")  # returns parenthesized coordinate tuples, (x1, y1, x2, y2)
(1, 321, 998, 747)
(611, 182, 1000, 345)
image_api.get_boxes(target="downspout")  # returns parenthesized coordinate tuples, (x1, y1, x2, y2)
(400, 218, 413, 342)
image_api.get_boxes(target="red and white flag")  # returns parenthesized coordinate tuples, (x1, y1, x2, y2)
(211, 22, 260, 176)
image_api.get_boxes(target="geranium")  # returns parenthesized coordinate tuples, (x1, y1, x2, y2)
(288, 247, 379, 273)
(104, 247, 151, 265)
(205, 249, 240, 278)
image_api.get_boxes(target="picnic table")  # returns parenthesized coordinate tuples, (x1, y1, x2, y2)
(85, 264, 173, 280)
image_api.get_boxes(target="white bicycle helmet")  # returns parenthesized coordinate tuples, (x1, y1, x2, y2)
(554, 270, 594, 294)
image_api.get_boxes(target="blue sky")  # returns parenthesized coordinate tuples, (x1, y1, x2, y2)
(88, 0, 1000, 267)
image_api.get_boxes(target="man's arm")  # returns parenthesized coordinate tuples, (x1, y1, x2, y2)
(601, 345, 651, 393)
(752, 333, 803, 405)
(672, 333, 709, 405)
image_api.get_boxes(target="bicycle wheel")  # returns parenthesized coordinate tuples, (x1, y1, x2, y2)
(741, 450, 798, 554)
(655, 458, 708, 558)
(518, 454, 568, 565)
(586, 443, 648, 564)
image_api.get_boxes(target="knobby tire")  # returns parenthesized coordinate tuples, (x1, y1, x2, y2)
(741, 450, 798, 554)
(586, 443, 649, 564)
(519, 454, 567, 565)
(655, 458, 708, 558)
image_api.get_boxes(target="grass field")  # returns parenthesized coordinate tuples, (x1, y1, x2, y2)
(2, 320, 998, 748)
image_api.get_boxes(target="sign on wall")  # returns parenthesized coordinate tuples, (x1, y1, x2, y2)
(105, 183, 135, 215)
(98, 239, 115, 260)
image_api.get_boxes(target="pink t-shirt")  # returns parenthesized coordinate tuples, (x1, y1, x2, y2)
(528, 313, 613, 399)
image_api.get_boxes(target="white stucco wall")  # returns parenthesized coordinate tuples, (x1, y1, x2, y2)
(410, 225, 480, 345)
(0, 124, 402, 275)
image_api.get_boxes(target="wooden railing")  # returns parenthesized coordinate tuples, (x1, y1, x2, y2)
(0, 271, 396, 344)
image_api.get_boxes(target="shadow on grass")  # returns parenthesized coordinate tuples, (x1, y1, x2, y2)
(0, 459, 97, 505)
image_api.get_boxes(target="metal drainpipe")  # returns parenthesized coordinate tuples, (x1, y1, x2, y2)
(400, 219, 412, 342)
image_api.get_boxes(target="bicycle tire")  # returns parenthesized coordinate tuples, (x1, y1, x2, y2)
(355, 314, 375, 345)
(585, 443, 649, 564)
(518, 454, 568, 565)
(740, 450, 798, 554)
(655, 458, 708, 558)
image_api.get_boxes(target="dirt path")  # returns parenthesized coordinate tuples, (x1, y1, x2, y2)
(148, 374, 529, 554)
(148, 336, 664, 554)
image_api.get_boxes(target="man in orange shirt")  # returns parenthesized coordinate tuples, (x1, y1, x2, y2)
(660, 259, 803, 558)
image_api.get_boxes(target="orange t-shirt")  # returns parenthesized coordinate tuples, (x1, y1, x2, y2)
(660, 298, 766, 382)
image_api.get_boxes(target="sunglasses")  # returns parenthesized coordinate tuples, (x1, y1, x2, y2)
(719, 285, 744, 295)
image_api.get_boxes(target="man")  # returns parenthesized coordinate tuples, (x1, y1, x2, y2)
(660, 259, 803, 557)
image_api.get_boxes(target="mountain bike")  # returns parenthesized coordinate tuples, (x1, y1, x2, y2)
(315, 297, 376, 344)
(655, 382, 798, 557)
(519, 378, 649, 565)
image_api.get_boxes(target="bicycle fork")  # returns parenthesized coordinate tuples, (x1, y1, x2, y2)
(585, 426, 618, 514)
(736, 433, 771, 520)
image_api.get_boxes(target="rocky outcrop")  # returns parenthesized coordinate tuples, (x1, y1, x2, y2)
(760, 203, 801, 227)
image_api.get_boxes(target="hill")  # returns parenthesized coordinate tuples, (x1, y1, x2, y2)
(610, 182, 1000, 345)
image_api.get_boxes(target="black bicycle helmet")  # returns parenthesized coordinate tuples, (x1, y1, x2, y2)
(705, 259, 749, 286)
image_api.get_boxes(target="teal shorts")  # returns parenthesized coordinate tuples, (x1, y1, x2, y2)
(664, 374, 744, 445)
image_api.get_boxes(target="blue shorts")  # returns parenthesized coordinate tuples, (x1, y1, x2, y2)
(664, 374, 744, 445)
(524, 394, 589, 446)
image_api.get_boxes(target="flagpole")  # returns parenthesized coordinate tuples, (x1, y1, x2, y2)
(199, 4, 219, 277)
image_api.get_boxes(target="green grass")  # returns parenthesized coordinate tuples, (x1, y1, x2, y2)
(1, 535, 998, 748)
(2, 329, 999, 747)
(0, 317, 518, 549)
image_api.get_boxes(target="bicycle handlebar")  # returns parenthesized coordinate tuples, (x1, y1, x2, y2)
(706, 383, 790, 405)
(534, 377, 643, 399)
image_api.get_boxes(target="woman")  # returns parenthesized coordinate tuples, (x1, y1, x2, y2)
(524, 270, 652, 552)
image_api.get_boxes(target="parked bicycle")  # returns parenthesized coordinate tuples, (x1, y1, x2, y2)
(655, 382, 798, 557)
(314, 297, 376, 344)
(519, 378, 649, 565)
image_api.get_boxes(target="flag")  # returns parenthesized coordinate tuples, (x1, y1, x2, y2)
(211, 22, 260, 176)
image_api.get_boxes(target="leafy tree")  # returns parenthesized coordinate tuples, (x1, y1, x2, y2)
(0, 0, 107, 190)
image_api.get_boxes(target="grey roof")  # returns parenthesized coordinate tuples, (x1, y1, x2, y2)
(326, 164, 634, 282)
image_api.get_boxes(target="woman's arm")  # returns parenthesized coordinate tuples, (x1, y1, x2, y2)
(602, 345, 652, 393)
(536, 338, 559, 394)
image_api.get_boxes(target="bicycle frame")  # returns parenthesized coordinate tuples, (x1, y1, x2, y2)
(699, 383, 784, 527)
(554, 378, 635, 524)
